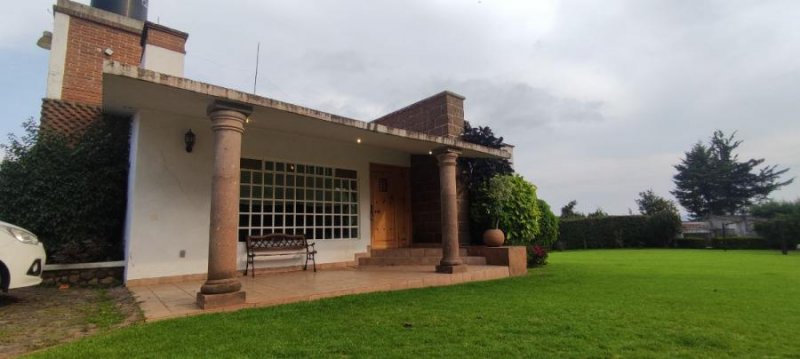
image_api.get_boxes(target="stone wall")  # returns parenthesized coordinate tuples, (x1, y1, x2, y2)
(41, 266, 124, 287)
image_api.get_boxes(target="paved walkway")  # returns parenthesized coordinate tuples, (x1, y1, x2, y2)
(129, 265, 510, 321)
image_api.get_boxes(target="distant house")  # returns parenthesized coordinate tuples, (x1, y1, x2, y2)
(38, 0, 514, 308)
(681, 215, 762, 238)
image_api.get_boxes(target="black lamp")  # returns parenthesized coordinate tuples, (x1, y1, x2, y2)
(184, 129, 196, 153)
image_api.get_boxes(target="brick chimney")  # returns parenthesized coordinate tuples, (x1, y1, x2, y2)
(373, 91, 471, 245)
(41, 0, 188, 134)
(372, 91, 465, 139)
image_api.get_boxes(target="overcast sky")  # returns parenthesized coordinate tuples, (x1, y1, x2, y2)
(2, 0, 798, 215)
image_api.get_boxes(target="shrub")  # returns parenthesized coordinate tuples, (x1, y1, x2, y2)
(527, 244, 548, 267)
(557, 214, 680, 249)
(471, 174, 541, 245)
(535, 199, 559, 247)
(0, 117, 130, 263)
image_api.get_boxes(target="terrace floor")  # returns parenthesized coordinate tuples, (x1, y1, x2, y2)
(129, 264, 511, 321)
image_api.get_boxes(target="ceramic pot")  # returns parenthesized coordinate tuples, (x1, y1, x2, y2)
(483, 229, 505, 247)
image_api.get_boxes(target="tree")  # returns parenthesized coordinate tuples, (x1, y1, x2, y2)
(459, 121, 513, 194)
(636, 190, 681, 247)
(587, 208, 608, 218)
(560, 200, 585, 219)
(636, 189, 679, 216)
(460, 121, 514, 244)
(672, 130, 793, 219)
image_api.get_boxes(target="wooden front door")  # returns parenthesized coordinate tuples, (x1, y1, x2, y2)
(370, 164, 412, 249)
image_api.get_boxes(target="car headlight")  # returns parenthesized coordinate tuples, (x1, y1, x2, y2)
(8, 227, 39, 245)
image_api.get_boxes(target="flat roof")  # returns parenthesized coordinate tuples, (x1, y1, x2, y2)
(102, 61, 511, 159)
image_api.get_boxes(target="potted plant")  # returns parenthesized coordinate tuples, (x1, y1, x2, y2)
(475, 175, 513, 247)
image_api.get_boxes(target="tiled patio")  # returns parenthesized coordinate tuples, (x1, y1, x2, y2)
(130, 265, 511, 321)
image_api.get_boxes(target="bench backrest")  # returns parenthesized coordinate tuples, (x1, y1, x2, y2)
(246, 234, 308, 251)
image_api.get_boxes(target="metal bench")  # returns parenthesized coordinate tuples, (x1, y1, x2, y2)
(244, 234, 316, 277)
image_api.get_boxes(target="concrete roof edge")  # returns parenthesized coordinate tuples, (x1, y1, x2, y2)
(145, 22, 189, 40)
(101, 61, 511, 159)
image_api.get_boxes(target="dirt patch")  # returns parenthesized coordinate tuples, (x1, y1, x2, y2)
(0, 286, 143, 358)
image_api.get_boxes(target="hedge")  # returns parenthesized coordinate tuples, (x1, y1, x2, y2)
(675, 237, 771, 250)
(0, 117, 130, 263)
(557, 213, 680, 249)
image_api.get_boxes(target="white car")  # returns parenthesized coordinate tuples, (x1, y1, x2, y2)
(0, 221, 46, 292)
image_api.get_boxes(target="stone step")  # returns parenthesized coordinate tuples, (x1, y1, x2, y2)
(370, 247, 469, 258)
(358, 255, 487, 266)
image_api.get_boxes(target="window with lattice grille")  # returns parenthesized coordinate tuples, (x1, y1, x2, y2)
(238, 159, 359, 241)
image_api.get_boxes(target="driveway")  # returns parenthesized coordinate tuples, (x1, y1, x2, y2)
(0, 286, 141, 358)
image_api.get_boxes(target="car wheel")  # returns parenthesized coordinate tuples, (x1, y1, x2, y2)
(0, 261, 9, 293)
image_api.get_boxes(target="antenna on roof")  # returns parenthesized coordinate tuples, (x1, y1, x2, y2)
(253, 42, 260, 94)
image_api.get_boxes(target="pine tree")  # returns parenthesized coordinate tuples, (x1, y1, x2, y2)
(672, 130, 792, 219)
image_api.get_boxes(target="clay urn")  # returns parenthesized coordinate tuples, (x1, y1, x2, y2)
(483, 229, 505, 247)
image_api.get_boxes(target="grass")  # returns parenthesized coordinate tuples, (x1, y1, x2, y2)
(84, 289, 125, 330)
(31, 250, 800, 358)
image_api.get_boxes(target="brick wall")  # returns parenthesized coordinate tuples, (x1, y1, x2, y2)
(61, 17, 143, 106)
(373, 91, 465, 139)
(376, 92, 471, 246)
(143, 22, 188, 54)
(410, 155, 471, 245)
(40, 98, 103, 135)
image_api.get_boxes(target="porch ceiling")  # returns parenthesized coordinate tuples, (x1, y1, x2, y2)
(102, 62, 510, 159)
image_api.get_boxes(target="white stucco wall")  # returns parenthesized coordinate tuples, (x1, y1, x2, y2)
(124, 110, 409, 281)
(140, 44, 185, 77)
(45, 12, 70, 99)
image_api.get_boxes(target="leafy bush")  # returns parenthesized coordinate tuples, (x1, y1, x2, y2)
(471, 174, 541, 245)
(558, 215, 680, 249)
(535, 199, 559, 247)
(0, 117, 130, 263)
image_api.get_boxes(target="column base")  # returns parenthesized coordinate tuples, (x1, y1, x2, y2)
(196, 290, 246, 309)
(435, 264, 468, 274)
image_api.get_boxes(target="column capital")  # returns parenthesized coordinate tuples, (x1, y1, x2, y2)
(207, 100, 253, 117)
(207, 101, 252, 134)
(433, 147, 461, 166)
(432, 147, 462, 156)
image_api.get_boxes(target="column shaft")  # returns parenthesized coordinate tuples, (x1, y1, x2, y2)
(198, 102, 251, 308)
(435, 149, 467, 273)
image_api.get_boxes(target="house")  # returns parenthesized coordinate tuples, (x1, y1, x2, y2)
(681, 215, 762, 239)
(38, 0, 514, 308)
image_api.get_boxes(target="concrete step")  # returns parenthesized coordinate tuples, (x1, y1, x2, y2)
(359, 255, 486, 266)
(370, 247, 469, 258)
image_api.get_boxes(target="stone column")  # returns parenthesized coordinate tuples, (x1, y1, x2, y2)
(197, 101, 252, 309)
(435, 148, 467, 274)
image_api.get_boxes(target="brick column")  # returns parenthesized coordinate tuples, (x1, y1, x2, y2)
(197, 101, 252, 309)
(435, 148, 467, 274)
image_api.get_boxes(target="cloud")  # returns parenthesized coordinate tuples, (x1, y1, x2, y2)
(2, 0, 799, 216)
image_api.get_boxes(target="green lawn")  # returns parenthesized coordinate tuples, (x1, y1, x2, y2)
(32, 250, 800, 358)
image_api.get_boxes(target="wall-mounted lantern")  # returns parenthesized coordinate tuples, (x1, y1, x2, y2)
(184, 129, 196, 153)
